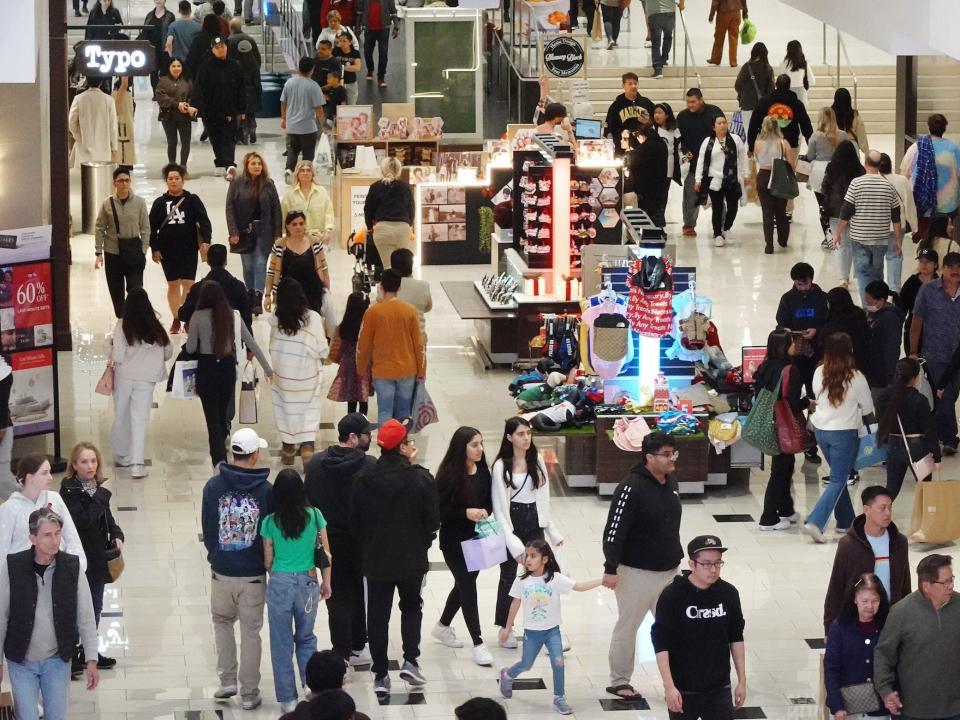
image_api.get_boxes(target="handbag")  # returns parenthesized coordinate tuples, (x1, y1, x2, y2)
(461, 532, 508, 572)
(742, 375, 782, 456)
(839, 682, 881, 715)
(794, 158, 812, 183)
(909, 477, 960, 543)
(410, 380, 438, 433)
(171, 359, 200, 399)
(109, 198, 146, 267)
(104, 544, 124, 582)
(238, 361, 259, 424)
(95, 364, 114, 396)
(854, 426, 887, 470)
(773, 366, 814, 453)
(313, 509, 330, 569)
(769, 144, 800, 200)
(897, 415, 936, 481)
(232, 219, 260, 254)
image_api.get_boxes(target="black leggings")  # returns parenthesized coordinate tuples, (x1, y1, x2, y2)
(760, 452, 796, 526)
(197, 355, 237, 467)
(161, 117, 191, 167)
(494, 502, 544, 627)
(347, 401, 369, 415)
(813, 190, 830, 234)
(756, 169, 789, 248)
(439, 544, 483, 646)
(600, 4, 623, 41)
(707, 185, 740, 237)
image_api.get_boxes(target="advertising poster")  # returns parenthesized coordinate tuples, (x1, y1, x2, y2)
(741, 346, 768, 384)
(8, 348, 55, 437)
(0, 226, 52, 265)
(350, 186, 368, 234)
(0, 262, 54, 353)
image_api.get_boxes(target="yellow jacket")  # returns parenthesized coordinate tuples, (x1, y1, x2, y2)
(281, 182, 335, 239)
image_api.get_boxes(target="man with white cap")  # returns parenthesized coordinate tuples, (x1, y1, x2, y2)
(201, 428, 274, 710)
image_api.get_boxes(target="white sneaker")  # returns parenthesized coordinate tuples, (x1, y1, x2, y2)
(722, 228, 732, 243)
(349, 645, 372, 666)
(280, 700, 298, 712)
(781, 512, 801, 524)
(431, 623, 464, 648)
(473, 643, 494, 666)
(214, 166, 226, 178)
(802, 523, 827, 544)
(131, 464, 147, 478)
(499, 630, 518, 649)
(713, 234, 725, 247)
(758, 519, 791, 531)
(561, 635, 571, 652)
(241, 695, 261, 710)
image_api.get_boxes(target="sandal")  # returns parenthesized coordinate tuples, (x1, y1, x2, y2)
(605, 685, 643, 700)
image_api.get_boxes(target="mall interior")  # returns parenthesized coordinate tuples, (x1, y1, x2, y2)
(2, 0, 960, 718)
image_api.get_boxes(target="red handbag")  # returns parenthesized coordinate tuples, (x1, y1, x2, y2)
(774, 365, 814, 454)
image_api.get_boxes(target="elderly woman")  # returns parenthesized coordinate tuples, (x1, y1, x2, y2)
(280, 160, 335, 252)
(363, 157, 415, 269)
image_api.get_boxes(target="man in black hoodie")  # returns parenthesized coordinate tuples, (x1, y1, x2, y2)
(193, 36, 246, 177)
(651, 535, 746, 720)
(746, 74, 813, 153)
(601, 431, 683, 700)
(352, 418, 440, 695)
(305, 412, 377, 665)
(201, 428, 274, 711)
(179, 243, 252, 330)
(604, 72, 655, 156)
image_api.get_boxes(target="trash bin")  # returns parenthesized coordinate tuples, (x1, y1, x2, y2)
(81, 161, 116, 235)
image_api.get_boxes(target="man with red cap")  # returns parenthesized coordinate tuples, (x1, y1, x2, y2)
(351, 418, 439, 696)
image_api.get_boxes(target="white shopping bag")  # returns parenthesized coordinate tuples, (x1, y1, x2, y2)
(170, 360, 199, 399)
(461, 533, 508, 572)
(316, 132, 333, 169)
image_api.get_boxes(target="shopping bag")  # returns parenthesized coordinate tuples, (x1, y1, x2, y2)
(238, 361, 259, 424)
(170, 360, 199, 399)
(909, 479, 960, 543)
(769, 149, 800, 200)
(773, 366, 814, 453)
(730, 111, 746, 144)
(590, 7, 602, 41)
(740, 18, 757, 44)
(742, 377, 782, 456)
(0, 690, 14, 720)
(794, 158, 812, 183)
(316, 132, 333, 168)
(95, 365, 114, 396)
(475, 518, 503, 538)
(166, 343, 196, 392)
(410, 380, 438, 433)
(745, 157, 759, 205)
(854, 430, 887, 470)
(461, 532, 508, 572)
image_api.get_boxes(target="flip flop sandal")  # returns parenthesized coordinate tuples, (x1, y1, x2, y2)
(605, 685, 643, 699)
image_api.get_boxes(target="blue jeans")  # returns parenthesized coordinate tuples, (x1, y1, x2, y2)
(852, 242, 886, 305)
(832, 218, 852, 283)
(507, 625, 565, 697)
(8, 657, 70, 720)
(805, 429, 858, 532)
(240, 246, 269, 294)
(89, 577, 105, 627)
(885, 231, 903, 292)
(648, 12, 675, 71)
(372, 376, 417, 428)
(267, 571, 320, 704)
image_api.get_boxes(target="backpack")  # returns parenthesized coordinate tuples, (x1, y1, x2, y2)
(633, 256, 672, 292)
(680, 312, 710, 350)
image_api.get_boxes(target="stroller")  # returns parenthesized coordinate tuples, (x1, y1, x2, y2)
(349, 228, 382, 298)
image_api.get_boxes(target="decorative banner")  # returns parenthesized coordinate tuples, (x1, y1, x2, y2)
(542, 36, 586, 78)
(8, 348, 54, 437)
(75, 41, 156, 77)
(0, 226, 51, 265)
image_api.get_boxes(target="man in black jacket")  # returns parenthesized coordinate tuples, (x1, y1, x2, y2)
(179, 243, 252, 329)
(227, 18, 262, 144)
(746, 74, 813, 153)
(604, 72, 655, 156)
(677, 88, 724, 237)
(651, 535, 746, 720)
(601, 431, 682, 700)
(351, 418, 440, 695)
(305, 412, 377, 665)
(194, 36, 246, 178)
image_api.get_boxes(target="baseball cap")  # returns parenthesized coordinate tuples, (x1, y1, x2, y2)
(211, 36, 227, 47)
(687, 534, 728, 558)
(918, 248, 939, 264)
(338, 412, 377, 439)
(377, 418, 411, 450)
(230, 428, 268, 455)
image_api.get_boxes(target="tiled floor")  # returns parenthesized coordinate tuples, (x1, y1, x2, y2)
(46, 4, 947, 718)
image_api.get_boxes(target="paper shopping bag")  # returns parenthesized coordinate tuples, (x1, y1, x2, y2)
(238, 361, 259, 424)
(461, 533, 508, 572)
(909, 479, 960, 544)
(0, 691, 14, 720)
(171, 360, 199, 399)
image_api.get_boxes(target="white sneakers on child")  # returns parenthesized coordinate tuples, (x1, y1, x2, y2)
(473, 643, 494, 666)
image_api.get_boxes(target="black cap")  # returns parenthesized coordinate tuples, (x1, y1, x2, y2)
(687, 534, 727, 558)
(211, 36, 227, 47)
(918, 248, 939, 264)
(338, 412, 377, 438)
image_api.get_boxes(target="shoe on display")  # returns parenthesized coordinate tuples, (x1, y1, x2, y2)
(472, 643, 494, 666)
(499, 668, 514, 699)
(349, 646, 372, 665)
(431, 623, 464, 648)
(214, 685, 238, 699)
(241, 695, 262, 710)
(802, 523, 827, 544)
(373, 673, 391, 694)
(759, 519, 791, 531)
(399, 661, 427, 686)
(553, 696, 574, 715)
(131, 464, 147, 479)
(280, 700, 298, 713)
(713, 235, 725, 247)
(781, 512, 801, 523)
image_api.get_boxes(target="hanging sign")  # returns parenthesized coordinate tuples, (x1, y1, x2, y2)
(542, 37, 586, 78)
(76, 41, 156, 77)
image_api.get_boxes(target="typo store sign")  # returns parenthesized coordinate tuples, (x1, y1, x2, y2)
(543, 37, 585, 78)
(78, 41, 156, 77)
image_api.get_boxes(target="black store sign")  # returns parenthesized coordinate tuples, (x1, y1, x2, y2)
(76, 40, 156, 77)
(543, 37, 585, 78)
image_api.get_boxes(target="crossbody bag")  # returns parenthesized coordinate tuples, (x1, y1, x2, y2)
(109, 198, 145, 266)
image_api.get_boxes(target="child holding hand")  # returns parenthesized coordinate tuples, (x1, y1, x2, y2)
(498, 539, 602, 715)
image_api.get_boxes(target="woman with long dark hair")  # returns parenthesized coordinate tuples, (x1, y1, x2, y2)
(186, 280, 272, 467)
(804, 333, 874, 542)
(327, 291, 372, 415)
(59, 442, 124, 672)
(821, 140, 865, 287)
(261, 468, 331, 713)
(264, 211, 334, 330)
(823, 286, 870, 374)
(625, 125, 668, 228)
(831, 87, 870, 155)
(226, 151, 282, 312)
(876, 358, 940, 499)
(753, 329, 808, 530)
(155, 59, 196, 172)
(269, 278, 329, 466)
(694, 114, 749, 248)
(823, 573, 889, 720)
(432, 427, 495, 666)
(778, 39, 815, 108)
(734, 42, 774, 131)
(490, 417, 563, 645)
(109, 288, 172, 478)
(653, 103, 682, 226)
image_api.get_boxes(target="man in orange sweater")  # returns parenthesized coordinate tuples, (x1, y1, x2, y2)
(357, 269, 426, 427)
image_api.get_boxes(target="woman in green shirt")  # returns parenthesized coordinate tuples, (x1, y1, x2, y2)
(261, 469, 332, 712)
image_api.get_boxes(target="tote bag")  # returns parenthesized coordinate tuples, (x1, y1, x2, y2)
(238, 361, 259, 424)
(461, 532, 508, 572)
(854, 427, 887, 470)
(909, 479, 960, 544)
(773, 366, 814, 453)
(742, 375, 782, 456)
(171, 360, 199, 399)
(410, 380, 439, 433)
(769, 145, 800, 200)
(95, 365, 114, 396)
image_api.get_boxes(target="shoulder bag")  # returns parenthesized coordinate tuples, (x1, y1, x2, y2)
(742, 373, 782, 456)
(104, 540, 125, 581)
(313, 509, 330, 570)
(773, 365, 814, 453)
(232, 192, 262, 254)
(95, 363, 114, 396)
(109, 198, 145, 266)
(897, 415, 936, 481)
(839, 682, 881, 715)
(769, 143, 800, 200)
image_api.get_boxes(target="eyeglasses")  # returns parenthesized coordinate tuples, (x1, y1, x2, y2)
(402, 438, 415, 447)
(694, 560, 724, 570)
(931, 576, 956, 586)
(654, 451, 679, 461)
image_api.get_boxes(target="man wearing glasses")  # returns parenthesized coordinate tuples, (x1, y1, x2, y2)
(601, 431, 683, 701)
(874, 554, 960, 720)
(651, 535, 746, 720)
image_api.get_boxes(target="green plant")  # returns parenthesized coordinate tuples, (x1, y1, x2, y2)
(478, 206, 493, 253)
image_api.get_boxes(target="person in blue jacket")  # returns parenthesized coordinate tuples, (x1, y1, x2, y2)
(201, 428, 274, 711)
(823, 572, 889, 720)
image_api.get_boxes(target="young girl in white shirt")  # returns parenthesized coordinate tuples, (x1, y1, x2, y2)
(498, 539, 601, 715)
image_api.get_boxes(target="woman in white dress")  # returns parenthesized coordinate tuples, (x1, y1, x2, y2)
(778, 40, 815, 108)
(269, 277, 329, 466)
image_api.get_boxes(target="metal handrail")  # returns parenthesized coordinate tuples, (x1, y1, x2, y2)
(676, 4, 701, 92)
(267, 0, 313, 72)
(836, 30, 859, 108)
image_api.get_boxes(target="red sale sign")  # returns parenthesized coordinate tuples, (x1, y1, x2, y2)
(12, 263, 52, 329)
